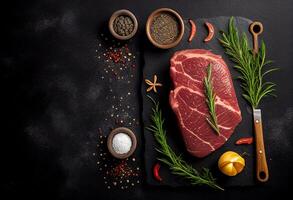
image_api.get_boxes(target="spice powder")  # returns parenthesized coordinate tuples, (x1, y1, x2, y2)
(150, 13, 179, 45)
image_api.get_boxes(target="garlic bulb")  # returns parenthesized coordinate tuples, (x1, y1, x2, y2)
(218, 151, 245, 176)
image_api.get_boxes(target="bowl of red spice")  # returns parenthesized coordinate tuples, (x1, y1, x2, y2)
(109, 9, 138, 40)
(146, 8, 184, 49)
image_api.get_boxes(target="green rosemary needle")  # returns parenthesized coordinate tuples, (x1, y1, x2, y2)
(146, 95, 224, 191)
(204, 64, 220, 135)
(219, 17, 278, 108)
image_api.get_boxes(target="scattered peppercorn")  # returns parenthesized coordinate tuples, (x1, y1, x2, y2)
(95, 33, 140, 190)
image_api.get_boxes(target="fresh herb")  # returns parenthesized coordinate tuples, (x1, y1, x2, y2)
(219, 17, 278, 108)
(146, 95, 224, 191)
(204, 64, 220, 134)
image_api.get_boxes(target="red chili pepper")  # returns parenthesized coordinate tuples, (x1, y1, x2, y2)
(153, 163, 162, 182)
(188, 19, 196, 42)
(204, 22, 215, 42)
(235, 137, 254, 145)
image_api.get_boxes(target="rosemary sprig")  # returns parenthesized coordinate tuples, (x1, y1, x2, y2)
(146, 95, 224, 191)
(219, 17, 278, 108)
(204, 64, 220, 134)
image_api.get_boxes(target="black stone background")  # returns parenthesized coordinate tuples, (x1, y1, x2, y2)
(1, 0, 293, 199)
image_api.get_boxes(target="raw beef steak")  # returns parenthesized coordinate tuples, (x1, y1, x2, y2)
(169, 49, 242, 158)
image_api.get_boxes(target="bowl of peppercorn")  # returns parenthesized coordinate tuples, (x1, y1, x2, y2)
(109, 9, 138, 40)
(146, 8, 184, 49)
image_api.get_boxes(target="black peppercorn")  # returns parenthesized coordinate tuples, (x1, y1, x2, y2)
(113, 15, 134, 36)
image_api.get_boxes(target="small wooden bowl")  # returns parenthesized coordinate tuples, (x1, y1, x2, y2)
(146, 8, 184, 49)
(107, 127, 137, 159)
(109, 9, 138, 40)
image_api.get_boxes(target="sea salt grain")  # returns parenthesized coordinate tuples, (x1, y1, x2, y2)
(112, 133, 132, 154)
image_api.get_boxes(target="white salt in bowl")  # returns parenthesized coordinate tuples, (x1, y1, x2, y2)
(107, 127, 137, 159)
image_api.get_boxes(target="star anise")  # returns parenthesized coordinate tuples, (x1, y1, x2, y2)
(145, 75, 162, 93)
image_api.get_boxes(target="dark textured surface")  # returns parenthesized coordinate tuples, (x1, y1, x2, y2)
(2, 0, 293, 199)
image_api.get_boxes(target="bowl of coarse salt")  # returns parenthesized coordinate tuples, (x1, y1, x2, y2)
(107, 127, 137, 159)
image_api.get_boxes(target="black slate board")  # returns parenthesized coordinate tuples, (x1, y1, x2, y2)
(142, 16, 257, 187)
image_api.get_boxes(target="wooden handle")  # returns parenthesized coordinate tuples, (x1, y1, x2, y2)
(249, 21, 263, 56)
(252, 34, 259, 56)
(254, 116, 269, 182)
